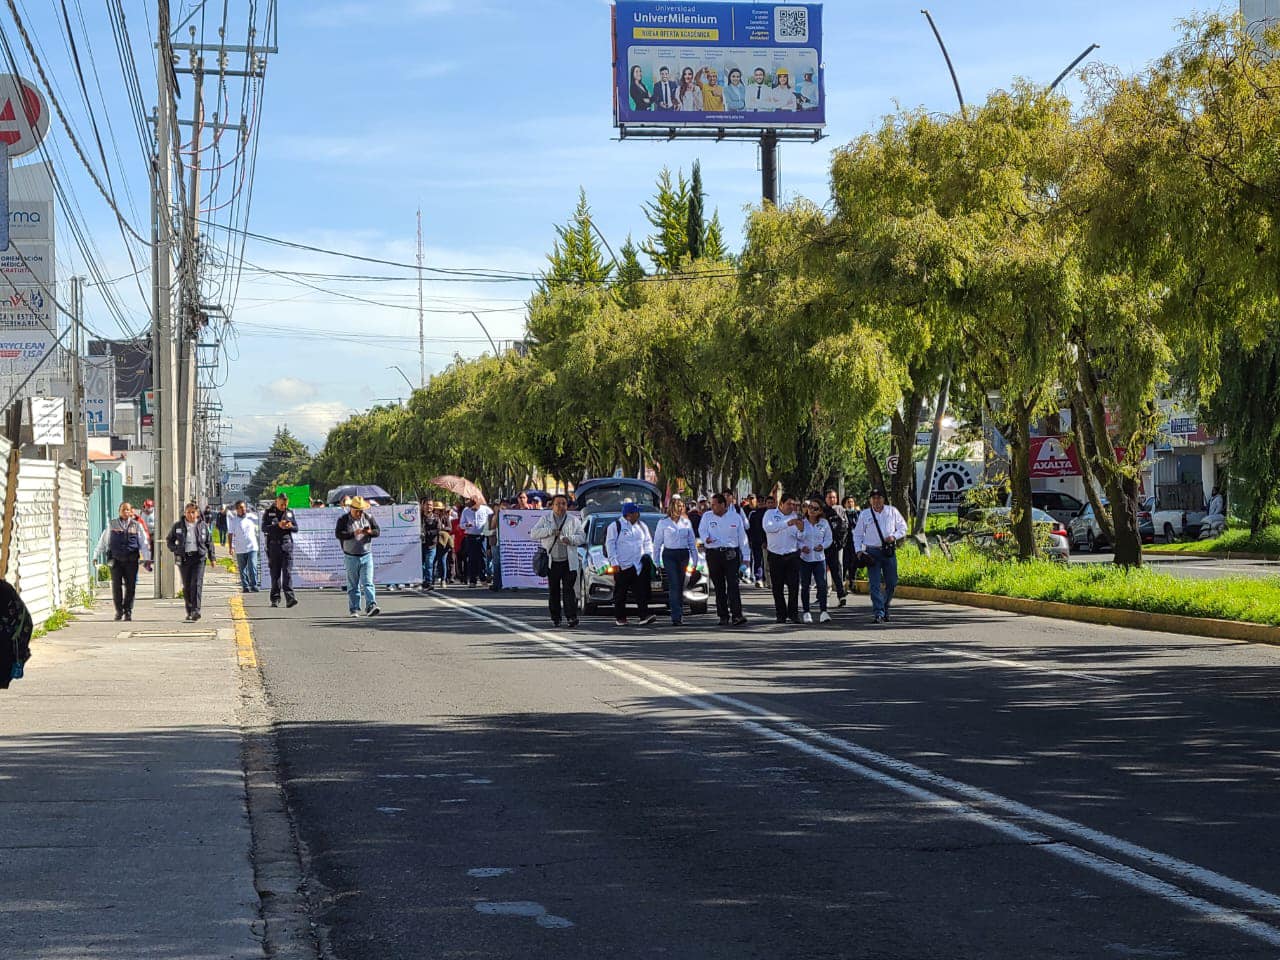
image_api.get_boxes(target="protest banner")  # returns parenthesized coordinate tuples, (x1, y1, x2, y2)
(289, 504, 421, 588)
(498, 509, 547, 589)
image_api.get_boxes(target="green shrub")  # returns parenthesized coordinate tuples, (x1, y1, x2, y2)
(1148, 524, 1280, 556)
(897, 548, 1280, 626)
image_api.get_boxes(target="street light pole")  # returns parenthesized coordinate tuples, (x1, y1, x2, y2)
(466, 311, 500, 355)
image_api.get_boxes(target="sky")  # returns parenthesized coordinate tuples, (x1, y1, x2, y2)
(4, 0, 1238, 454)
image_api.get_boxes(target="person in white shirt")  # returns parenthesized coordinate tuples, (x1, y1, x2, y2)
(745, 67, 775, 111)
(700, 493, 751, 626)
(762, 491, 805, 623)
(798, 500, 834, 623)
(227, 500, 261, 593)
(459, 497, 493, 586)
(853, 487, 909, 623)
(605, 502, 657, 627)
(529, 495, 587, 628)
(651, 496, 698, 626)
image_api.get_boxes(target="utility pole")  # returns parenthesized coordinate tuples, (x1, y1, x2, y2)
(177, 36, 204, 506)
(68, 275, 84, 477)
(760, 130, 779, 204)
(416, 208, 425, 387)
(152, 0, 179, 598)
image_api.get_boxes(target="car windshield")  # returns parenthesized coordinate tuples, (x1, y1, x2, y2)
(578, 485, 662, 512)
(589, 515, 660, 547)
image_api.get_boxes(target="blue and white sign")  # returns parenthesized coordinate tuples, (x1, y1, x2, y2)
(613, 2, 825, 129)
(82, 356, 114, 437)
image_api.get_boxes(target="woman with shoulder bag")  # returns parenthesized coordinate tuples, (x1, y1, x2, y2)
(852, 488, 908, 624)
(529, 495, 587, 628)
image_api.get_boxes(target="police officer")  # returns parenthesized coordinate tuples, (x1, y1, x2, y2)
(700, 494, 751, 627)
(262, 493, 299, 608)
(93, 501, 152, 621)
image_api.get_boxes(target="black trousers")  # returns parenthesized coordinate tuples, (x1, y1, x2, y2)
(268, 545, 295, 602)
(179, 553, 206, 616)
(844, 541, 862, 586)
(767, 551, 801, 621)
(548, 560, 578, 624)
(706, 548, 743, 620)
(825, 544, 846, 599)
(613, 559, 651, 620)
(465, 535, 485, 584)
(110, 556, 139, 615)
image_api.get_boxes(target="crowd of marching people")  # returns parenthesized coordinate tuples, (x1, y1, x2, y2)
(89, 482, 908, 630)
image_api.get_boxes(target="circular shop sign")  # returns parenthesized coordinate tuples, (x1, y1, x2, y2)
(0, 75, 49, 158)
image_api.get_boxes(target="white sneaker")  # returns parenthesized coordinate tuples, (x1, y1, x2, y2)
(350, 610, 360, 618)
(819, 611, 832, 624)
(755, 580, 764, 589)
(802, 612, 813, 624)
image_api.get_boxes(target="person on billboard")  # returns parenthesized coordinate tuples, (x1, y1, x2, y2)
(745, 68, 775, 111)
(652, 66, 678, 110)
(771, 68, 798, 110)
(796, 68, 819, 110)
(675, 67, 703, 111)
(629, 65, 652, 111)
(695, 67, 724, 111)
(723, 67, 747, 110)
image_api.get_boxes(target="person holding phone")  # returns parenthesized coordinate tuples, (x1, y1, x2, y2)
(262, 493, 300, 609)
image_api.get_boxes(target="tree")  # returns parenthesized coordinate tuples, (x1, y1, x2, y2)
(613, 235, 646, 310)
(540, 188, 612, 292)
(246, 427, 312, 501)
(642, 167, 691, 273)
(686, 161, 705, 261)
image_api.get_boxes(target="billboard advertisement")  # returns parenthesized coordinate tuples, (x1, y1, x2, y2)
(613, 2, 824, 130)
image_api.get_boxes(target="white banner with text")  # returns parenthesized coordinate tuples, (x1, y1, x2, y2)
(290, 504, 422, 589)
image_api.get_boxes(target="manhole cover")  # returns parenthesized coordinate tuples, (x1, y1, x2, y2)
(124, 631, 218, 639)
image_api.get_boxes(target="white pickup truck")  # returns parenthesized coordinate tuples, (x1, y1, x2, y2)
(1143, 496, 1198, 543)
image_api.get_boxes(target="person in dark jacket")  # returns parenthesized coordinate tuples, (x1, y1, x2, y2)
(166, 502, 216, 621)
(747, 495, 772, 588)
(93, 501, 153, 621)
(823, 489, 849, 608)
(419, 497, 441, 590)
(0, 577, 32, 689)
(336, 496, 381, 616)
(262, 494, 299, 608)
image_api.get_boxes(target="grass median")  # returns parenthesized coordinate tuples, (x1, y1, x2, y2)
(1146, 524, 1280, 557)
(898, 548, 1280, 627)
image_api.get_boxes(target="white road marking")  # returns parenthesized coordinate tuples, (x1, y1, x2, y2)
(928, 646, 1121, 684)
(468, 867, 514, 878)
(474, 900, 574, 928)
(434, 594, 1280, 948)
(375, 807, 404, 814)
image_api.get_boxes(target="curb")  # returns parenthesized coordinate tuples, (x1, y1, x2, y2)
(854, 582, 1280, 646)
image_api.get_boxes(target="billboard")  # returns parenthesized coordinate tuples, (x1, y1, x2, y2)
(613, 2, 824, 130)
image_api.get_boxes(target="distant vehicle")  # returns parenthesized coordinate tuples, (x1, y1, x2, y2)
(1005, 491, 1085, 527)
(1143, 496, 1190, 543)
(574, 477, 663, 514)
(1069, 500, 1155, 551)
(965, 506, 1070, 562)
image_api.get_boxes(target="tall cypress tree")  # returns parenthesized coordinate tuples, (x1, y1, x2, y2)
(687, 161, 705, 261)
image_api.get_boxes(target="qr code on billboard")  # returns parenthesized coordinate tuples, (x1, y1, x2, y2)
(775, 6, 809, 43)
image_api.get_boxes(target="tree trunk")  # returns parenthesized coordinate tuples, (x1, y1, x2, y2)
(1069, 389, 1114, 540)
(889, 394, 923, 520)
(1110, 473, 1143, 568)
(1008, 399, 1038, 561)
(864, 439, 886, 494)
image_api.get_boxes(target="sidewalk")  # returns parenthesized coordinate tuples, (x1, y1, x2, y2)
(0, 566, 262, 960)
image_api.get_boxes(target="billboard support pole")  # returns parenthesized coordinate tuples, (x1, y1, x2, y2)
(761, 130, 779, 204)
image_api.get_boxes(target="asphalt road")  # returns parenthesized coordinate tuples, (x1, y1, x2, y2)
(1070, 552, 1280, 581)
(248, 584, 1280, 959)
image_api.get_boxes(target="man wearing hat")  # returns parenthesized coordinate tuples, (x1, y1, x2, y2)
(771, 68, 798, 110)
(795, 68, 819, 110)
(605, 502, 657, 627)
(336, 496, 382, 617)
(852, 488, 908, 624)
(262, 493, 300, 609)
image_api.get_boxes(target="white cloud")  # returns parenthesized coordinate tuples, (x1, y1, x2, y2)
(229, 401, 356, 451)
(265, 377, 320, 404)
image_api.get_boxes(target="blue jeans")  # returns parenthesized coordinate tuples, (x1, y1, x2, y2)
(866, 547, 898, 617)
(236, 551, 260, 592)
(800, 558, 827, 612)
(421, 543, 437, 587)
(343, 553, 376, 612)
(662, 549, 689, 622)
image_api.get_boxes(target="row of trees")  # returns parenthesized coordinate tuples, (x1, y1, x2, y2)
(303, 15, 1280, 565)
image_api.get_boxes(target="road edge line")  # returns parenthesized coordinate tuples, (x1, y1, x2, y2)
(229, 595, 324, 960)
(853, 582, 1280, 645)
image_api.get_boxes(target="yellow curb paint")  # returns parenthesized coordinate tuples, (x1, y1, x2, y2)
(228, 596, 258, 669)
(854, 581, 1280, 646)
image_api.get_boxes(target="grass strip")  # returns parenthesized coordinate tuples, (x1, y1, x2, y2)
(1146, 525, 1280, 557)
(899, 548, 1280, 627)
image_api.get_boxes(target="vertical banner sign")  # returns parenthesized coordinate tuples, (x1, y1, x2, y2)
(82, 355, 114, 436)
(499, 509, 549, 589)
(614, 2, 825, 130)
(289, 504, 423, 589)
